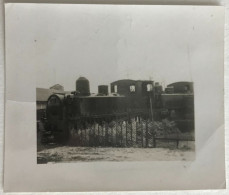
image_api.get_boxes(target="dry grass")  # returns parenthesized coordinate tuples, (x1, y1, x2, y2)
(37, 142, 195, 164)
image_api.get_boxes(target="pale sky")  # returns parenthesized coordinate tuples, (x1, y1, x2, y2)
(6, 4, 221, 93)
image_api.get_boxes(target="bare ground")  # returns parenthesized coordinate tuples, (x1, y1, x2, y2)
(37, 141, 195, 163)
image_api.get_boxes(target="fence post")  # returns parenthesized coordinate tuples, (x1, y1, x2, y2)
(126, 121, 128, 147)
(98, 123, 101, 145)
(146, 120, 149, 147)
(80, 123, 83, 146)
(85, 128, 87, 146)
(102, 123, 104, 146)
(141, 120, 144, 147)
(130, 119, 133, 146)
(110, 122, 113, 147)
(136, 121, 138, 145)
(93, 122, 96, 147)
(176, 139, 179, 148)
(105, 122, 108, 146)
(153, 136, 156, 148)
(115, 117, 118, 147)
(121, 121, 123, 146)
(88, 124, 91, 146)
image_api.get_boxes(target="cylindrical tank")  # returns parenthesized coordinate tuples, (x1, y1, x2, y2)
(76, 77, 90, 96)
(98, 85, 108, 95)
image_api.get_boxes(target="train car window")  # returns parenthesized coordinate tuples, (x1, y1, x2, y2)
(130, 85, 135, 92)
(114, 85, 118, 93)
(184, 85, 190, 92)
(147, 84, 153, 91)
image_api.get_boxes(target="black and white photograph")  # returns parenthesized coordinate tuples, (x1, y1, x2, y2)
(37, 78, 195, 163)
(34, 5, 195, 163)
(4, 3, 225, 192)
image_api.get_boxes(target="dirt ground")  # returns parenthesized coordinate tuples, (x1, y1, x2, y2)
(37, 141, 195, 163)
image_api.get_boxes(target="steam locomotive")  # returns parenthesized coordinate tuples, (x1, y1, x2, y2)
(44, 77, 194, 143)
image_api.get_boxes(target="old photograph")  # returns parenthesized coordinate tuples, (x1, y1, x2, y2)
(37, 79, 195, 163)
(4, 3, 225, 192)
(35, 4, 195, 163)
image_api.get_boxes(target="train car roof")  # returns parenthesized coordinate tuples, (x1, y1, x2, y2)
(161, 93, 194, 96)
(36, 88, 70, 102)
(77, 95, 126, 98)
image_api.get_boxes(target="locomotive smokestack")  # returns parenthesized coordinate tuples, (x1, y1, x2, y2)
(76, 77, 90, 96)
(98, 85, 108, 95)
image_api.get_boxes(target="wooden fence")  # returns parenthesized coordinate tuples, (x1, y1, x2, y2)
(67, 118, 194, 148)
